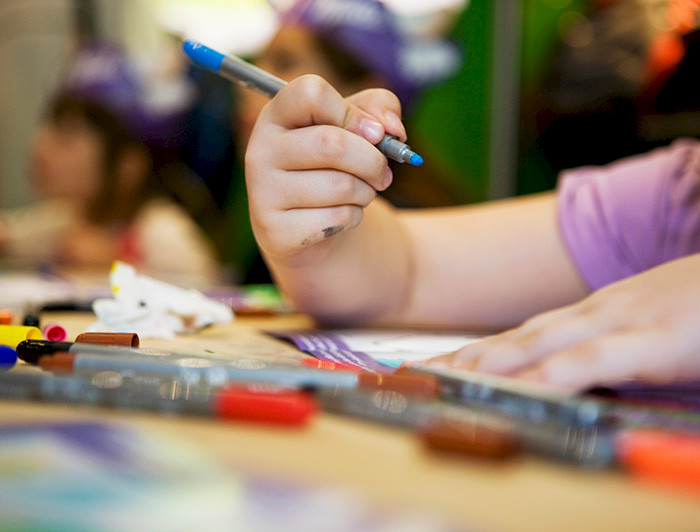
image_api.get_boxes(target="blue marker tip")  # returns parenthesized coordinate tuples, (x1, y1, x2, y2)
(182, 41, 225, 72)
(410, 153, 424, 167)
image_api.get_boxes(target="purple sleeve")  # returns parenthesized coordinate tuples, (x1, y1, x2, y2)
(557, 138, 700, 291)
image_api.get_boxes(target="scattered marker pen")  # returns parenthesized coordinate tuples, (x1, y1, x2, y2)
(181, 40, 424, 167)
(616, 428, 700, 494)
(0, 371, 316, 427)
(36, 348, 440, 398)
(16, 336, 139, 365)
(317, 387, 616, 467)
(409, 366, 605, 428)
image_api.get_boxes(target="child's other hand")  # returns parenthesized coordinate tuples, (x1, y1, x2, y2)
(426, 254, 700, 391)
(245, 75, 404, 266)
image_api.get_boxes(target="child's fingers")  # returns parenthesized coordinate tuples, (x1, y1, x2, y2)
(268, 74, 387, 145)
(467, 309, 609, 375)
(514, 329, 678, 391)
(272, 126, 392, 191)
(264, 168, 378, 211)
(347, 88, 407, 142)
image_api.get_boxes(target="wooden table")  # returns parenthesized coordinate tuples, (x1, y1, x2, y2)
(3, 312, 700, 532)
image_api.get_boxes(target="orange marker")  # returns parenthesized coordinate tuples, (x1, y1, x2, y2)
(0, 310, 14, 325)
(617, 429, 700, 495)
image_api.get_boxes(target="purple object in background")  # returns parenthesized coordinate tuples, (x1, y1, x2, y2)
(558, 138, 700, 291)
(277, 0, 462, 110)
(56, 44, 191, 146)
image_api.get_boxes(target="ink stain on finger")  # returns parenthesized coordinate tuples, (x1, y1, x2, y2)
(300, 225, 345, 246)
(322, 225, 344, 238)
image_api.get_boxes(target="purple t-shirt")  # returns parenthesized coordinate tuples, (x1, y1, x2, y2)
(557, 138, 700, 290)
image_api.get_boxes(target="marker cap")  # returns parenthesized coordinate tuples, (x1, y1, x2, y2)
(0, 345, 18, 370)
(617, 429, 700, 494)
(43, 324, 67, 342)
(15, 339, 75, 364)
(0, 325, 42, 348)
(214, 385, 317, 426)
(23, 313, 40, 328)
(0, 310, 14, 325)
(182, 41, 225, 72)
(75, 332, 140, 347)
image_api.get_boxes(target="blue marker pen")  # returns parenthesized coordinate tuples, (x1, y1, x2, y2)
(182, 40, 423, 167)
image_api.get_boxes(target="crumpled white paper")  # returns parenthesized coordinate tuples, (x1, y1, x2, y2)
(89, 262, 233, 338)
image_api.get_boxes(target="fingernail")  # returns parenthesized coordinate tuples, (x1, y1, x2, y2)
(384, 111, 406, 141)
(360, 118, 384, 144)
(381, 167, 393, 189)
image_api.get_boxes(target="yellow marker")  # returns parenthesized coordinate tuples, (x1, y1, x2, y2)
(0, 325, 42, 348)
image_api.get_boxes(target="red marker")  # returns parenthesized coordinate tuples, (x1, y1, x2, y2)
(0, 371, 316, 427)
(216, 385, 317, 425)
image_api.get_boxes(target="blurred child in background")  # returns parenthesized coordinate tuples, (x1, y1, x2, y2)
(0, 44, 223, 286)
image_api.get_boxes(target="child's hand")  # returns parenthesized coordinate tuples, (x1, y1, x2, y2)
(245, 75, 405, 265)
(426, 254, 700, 391)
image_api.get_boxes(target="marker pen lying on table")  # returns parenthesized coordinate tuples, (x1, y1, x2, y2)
(35, 345, 439, 397)
(617, 428, 700, 494)
(0, 371, 316, 426)
(408, 366, 605, 428)
(16, 334, 139, 364)
(181, 40, 424, 167)
(316, 387, 616, 467)
(17, 338, 347, 371)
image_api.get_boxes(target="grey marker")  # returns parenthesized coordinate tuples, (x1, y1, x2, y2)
(182, 40, 424, 167)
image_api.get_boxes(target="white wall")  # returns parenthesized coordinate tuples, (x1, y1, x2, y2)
(0, 0, 73, 208)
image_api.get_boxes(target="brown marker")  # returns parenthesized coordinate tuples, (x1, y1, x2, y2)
(75, 332, 140, 347)
(421, 421, 519, 460)
(357, 373, 440, 398)
(38, 352, 75, 374)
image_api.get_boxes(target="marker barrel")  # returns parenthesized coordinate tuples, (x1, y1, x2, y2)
(317, 387, 616, 468)
(0, 372, 315, 426)
(220, 54, 285, 98)
(39, 346, 439, 397)
(412, 367, 605, 427)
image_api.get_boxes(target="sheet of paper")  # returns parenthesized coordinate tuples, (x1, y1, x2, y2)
(269, 328, 484, 371)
